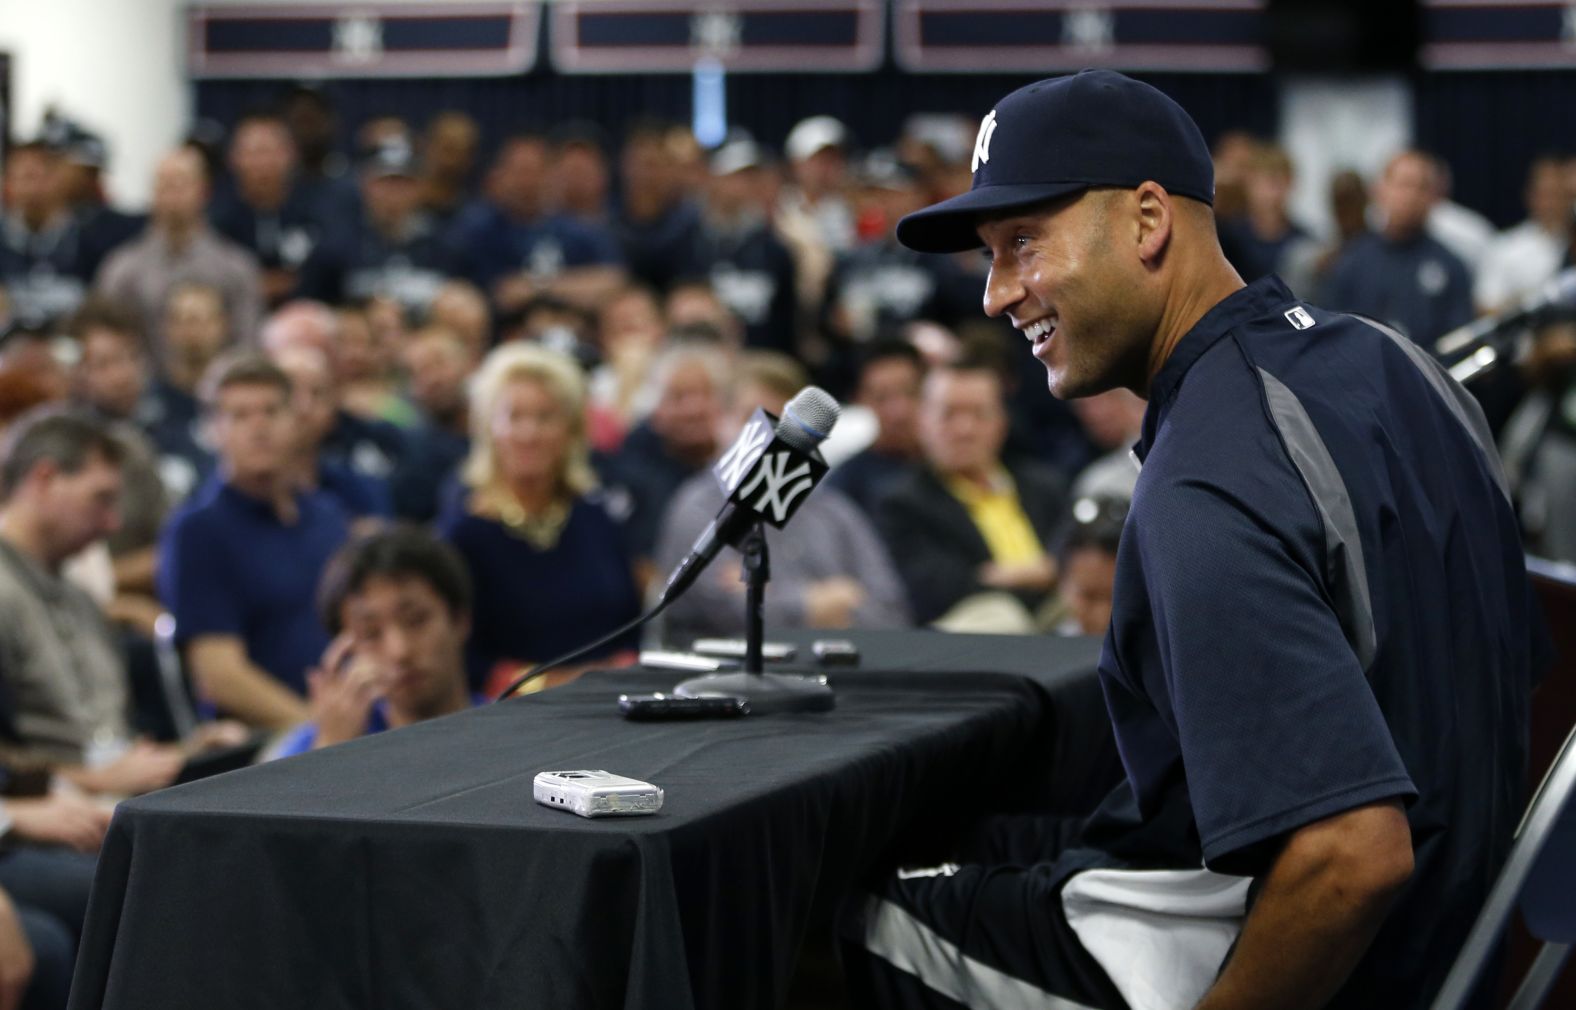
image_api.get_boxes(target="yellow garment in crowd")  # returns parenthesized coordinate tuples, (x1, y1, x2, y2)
(943, 468, 1045, 565)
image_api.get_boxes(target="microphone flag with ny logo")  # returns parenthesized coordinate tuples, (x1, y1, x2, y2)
(711, 408, 830, 528)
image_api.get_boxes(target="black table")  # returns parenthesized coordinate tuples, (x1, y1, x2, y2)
(69, 633, 1109, 1010)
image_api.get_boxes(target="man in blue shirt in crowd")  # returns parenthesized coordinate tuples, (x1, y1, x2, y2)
(445, 134, 625, 315)
(1320, 150, 1474, 349)
(159, 352, 349, 729)
(841, 70, 1546, 1010)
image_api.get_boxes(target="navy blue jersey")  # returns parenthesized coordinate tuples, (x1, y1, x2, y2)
(1077, 276, 1544, 1007)
(446, 202, 622, 291)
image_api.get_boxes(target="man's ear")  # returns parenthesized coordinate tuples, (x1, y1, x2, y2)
(1134, 182, 1174, 268)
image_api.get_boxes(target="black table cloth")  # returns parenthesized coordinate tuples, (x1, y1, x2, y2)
(69, 633, 1109, 1010)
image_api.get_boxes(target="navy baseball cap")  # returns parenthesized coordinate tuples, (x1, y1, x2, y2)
(897, 69, 1215, 254)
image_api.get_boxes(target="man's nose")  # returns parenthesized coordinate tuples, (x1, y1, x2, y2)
(982, 265, 1022, 320)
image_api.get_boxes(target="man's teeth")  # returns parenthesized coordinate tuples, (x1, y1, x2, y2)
(1024, 320, 1054, 342)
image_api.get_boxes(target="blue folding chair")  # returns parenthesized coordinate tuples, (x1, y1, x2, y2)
(1431, 724, 1576, 1009)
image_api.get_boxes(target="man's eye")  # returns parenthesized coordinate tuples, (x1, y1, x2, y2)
(1013, 234, 1031, 250)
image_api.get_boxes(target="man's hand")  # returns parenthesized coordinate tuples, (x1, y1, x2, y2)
(6, 793, 112, 853)
(0, 889, 34, 1010)
(1196, 799, 1413, 1010)
(978, 555, 1058, 593)
(183, 720, 253, 755)
(804, 577, 867, 628)
(306, 633, 382, 750)
(64, 742, 184, 797)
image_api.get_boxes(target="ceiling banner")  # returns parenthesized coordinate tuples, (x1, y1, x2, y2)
(550, 0, 884, 74)
(1421, 0, 1576, 70)
(895, 0, 1268, 74)
(188, 3, 540, 79)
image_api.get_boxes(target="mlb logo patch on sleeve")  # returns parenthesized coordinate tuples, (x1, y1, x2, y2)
(1285, 306, 1315, 330)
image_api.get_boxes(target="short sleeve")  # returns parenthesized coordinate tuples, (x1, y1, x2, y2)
(1137, 476, 1417, 873)
(158, 513, 245, 642)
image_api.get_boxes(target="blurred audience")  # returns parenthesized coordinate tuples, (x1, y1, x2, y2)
(439, 344, 640, 696)
(1068, 388, 1146, 502)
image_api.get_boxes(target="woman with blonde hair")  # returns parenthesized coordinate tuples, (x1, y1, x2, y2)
(438, 343, 640, 696)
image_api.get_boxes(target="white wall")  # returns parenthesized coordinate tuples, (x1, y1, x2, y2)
(1280, 77, 1414, 240)
(0, 0, 188, 210)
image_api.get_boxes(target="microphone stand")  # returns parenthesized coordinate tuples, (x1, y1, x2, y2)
(673, 521, 836, 714)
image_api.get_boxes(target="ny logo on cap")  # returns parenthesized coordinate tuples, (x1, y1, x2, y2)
(972, 110, 998, 175)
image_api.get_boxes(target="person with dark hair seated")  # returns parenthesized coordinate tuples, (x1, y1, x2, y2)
(1049, 495, 1128, 637)
(826, 339, 926, 518)
(876, 359, 1068, 631)
(271, 526, 479, 757)
(439, 344, 640, 697)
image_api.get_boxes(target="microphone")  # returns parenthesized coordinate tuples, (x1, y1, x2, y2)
(1436, 268, 1576, 358)
(659, 386, 840, 607)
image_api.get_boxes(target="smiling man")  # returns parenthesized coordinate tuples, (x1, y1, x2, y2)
(840, 70, 1547, 1010)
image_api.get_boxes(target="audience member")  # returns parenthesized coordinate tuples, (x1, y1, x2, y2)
(1220, 143, 1310, 282)
(588, 284, 667, 442)
(1425, 153, 1496, 276)
(1320, 150, 1474, 347)
(259, 301, 407, 483)
(1050, 495, 1127, 637)
(335, 303, 412, 427)
(332, 140, 460, 315)
(694, 138, 798, 355)
(270, 343, 391, 521)
(821, 150, 980, 393)
(446, 134, 625, 314)
(550, 123, 613, 226)
(418, 111, 481, 228)
(826, 339, 925, 517)
(653, 351, 908, 643)
(438, 344, 640, 696)
(159, 353, 349, 727)
(616, 121, 708, 292)
(599, 342, 729, 566)
(777, 115, 856, 313)
(1476, 155, 1573, 313)
(96, 146, 263, 351)
(0, 407, 186, 791)
(428, 279, 493, 363)
(57, 125, 144, 281)
(877, 360, 1068, 629)
(208, 113, 340, 307)
(0, 141, 91, 326)
(390, 328, 472, 521)
(1069, 387, 1146, 501)
(272, 527, 478, 756)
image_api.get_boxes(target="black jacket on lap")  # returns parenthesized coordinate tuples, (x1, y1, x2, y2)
(876, 460, 1068, 624)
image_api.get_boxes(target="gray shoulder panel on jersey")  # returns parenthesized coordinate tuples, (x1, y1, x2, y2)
(1258, 367, 1378, 671)
(1348, 314, 1511, 502)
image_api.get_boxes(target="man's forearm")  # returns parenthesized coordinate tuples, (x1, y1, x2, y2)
(190, 645, 308, 729)
(1196, 801, 1412, 1010)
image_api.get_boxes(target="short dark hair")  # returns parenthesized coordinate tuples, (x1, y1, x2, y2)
(66, 297, 143, 348)
(858, 338, 925, 379)
(317, 525, 473, 634)
(0, 406, 126, 501)
(198, 350, 292, 410)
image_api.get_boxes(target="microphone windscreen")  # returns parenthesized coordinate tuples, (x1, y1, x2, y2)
(778, 386, 840, 453)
